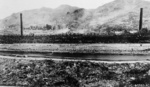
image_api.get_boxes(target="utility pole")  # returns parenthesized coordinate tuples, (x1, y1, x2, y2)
(20, 13, 23, 36)
(139, 8, 143, 31)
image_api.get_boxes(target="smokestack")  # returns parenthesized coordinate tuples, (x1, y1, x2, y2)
(139, 8, 143, 31)
(20, 13, 23, 36)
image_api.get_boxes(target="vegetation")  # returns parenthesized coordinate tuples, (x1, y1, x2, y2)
(0, 31, 150, 43)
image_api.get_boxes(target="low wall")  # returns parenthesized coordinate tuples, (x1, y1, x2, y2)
(0, 43, 150, 54)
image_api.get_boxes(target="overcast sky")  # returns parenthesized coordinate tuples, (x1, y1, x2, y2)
(0, 0, 150, 20)
(0, 0, 115, 19)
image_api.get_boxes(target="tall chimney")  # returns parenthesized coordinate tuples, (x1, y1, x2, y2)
(139, 8, 143, 31)
(20, 13, 23, 36)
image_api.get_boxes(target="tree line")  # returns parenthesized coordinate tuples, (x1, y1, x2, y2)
(0, 32, 150, 43)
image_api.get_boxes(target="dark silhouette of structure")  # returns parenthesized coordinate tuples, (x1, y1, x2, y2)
(139, 8, 143, 31)
(20, 13, 23, 36)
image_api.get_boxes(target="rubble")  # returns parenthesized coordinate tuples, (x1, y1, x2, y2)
(0, 58, 150, 87)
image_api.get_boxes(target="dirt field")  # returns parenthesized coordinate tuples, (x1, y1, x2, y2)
(0, 43, 150, 54)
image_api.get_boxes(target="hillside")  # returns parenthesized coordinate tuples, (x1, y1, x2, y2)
(91, 0, 150, 30)
(1, 0, 150, 35)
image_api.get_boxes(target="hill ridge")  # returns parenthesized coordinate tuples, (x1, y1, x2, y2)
(1, 0, 150, 35)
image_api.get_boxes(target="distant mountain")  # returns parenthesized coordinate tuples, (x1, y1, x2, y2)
(91, 0, 150, 30)
(1, 0, 150, 35)
(0, 5, 78, 28)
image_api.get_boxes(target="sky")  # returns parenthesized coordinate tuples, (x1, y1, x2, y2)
(0, 0, 115, 19)
(1, 0, 150, 20)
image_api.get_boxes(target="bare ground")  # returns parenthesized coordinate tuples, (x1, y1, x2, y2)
(1, 43, 150, 55)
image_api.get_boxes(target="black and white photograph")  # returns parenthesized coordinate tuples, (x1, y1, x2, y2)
(0, 0, 150, 86)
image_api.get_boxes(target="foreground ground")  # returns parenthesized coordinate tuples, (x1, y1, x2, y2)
(0, 58, 150, 87)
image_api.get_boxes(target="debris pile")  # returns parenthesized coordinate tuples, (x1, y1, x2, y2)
(0, 58, 150, 87)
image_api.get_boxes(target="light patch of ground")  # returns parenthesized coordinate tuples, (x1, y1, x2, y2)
(54, 28, 69, 34)
(72, 29, 87, 34)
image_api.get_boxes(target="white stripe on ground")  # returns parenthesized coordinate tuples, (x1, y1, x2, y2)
(0, 55, 150, 64)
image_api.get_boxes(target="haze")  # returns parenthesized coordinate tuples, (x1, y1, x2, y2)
(0, 0, 150, 20)
(0, 0, 115, 19)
